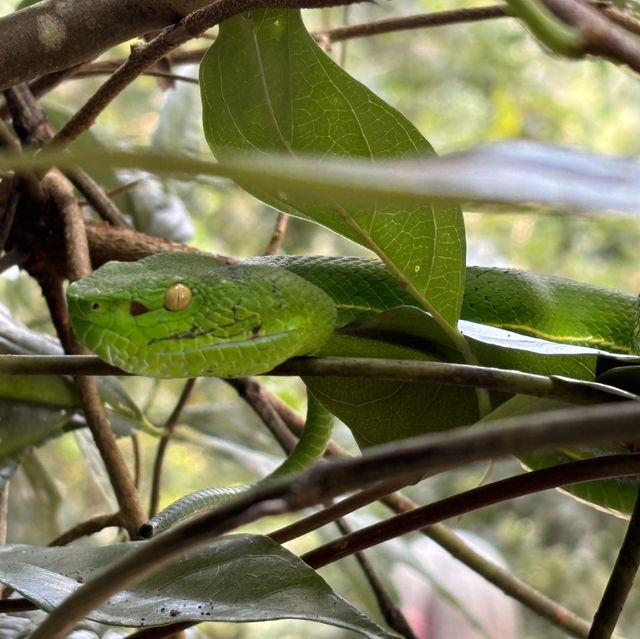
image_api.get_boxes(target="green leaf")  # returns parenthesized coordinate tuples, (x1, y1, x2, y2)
(4, 143, 640, 216)
(0, 535, 398, 638)
(482, 395, 640, 516)
(200, 9, 465, 327)
(306, 308, 604, 446)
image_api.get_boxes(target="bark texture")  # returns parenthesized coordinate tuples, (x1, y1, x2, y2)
(0, 0, 210, 91)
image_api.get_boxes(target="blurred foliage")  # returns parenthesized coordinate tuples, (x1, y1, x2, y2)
(2, 0, 640, 637)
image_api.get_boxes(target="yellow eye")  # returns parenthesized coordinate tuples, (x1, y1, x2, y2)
(164, 283, 192, 311)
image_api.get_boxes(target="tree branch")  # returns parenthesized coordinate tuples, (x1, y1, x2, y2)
(0, 0, 368, 93)
(588, 488, 640, 638)
(0, 0, 212, 91)
(301, 454, 640, 569)
(316, 5, 509, 42)
(26, 401, 640, 639)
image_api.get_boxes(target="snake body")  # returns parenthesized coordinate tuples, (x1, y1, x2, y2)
(67, 252, 638, 378)
(66, 252, 639, 532)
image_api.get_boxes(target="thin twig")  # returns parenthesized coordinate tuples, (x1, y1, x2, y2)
(317, 5, 509, 42)
(225, 377, 299, 453)
(0, 353, 633, 406)
(335, 516, 418, 639)
(130, 434, 142, 489)
(48, 513, 121, 546)
(600, 4, 640, 35)
(77, 68, 200, 85)
(263, 212, 289, 255)
(43, 0, 364, 153)
(0, 598, 37, 613)
(78, 179, 141, 205)
(149, 379, 197, 517)
(587, 489, 640, 638)
(0, 180, 19, 253)
(302, 454, 640, 569)
(64, 166, 131, 227)
(0, 482, 8, 546)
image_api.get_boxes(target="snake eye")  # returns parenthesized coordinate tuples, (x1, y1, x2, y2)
(165, 283, 192, 311)
(130, 301, 149, 317)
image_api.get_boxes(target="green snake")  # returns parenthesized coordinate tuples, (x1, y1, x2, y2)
(66, 252, 639, 533)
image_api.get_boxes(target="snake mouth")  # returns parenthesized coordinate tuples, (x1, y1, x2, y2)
(146, 330, 295, 352)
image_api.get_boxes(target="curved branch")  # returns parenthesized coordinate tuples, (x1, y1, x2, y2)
(0, 0, 210, 91)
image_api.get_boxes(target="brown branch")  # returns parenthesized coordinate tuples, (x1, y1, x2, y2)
(588, 489, 640, 638)
(149, 379, 197, 517)
(302, 454, 640, 569)
(317, 5, 509, 42)
(48, 513, 121, 546)
(84, 222, 215, 268)
(41, 0, 369, 152)
(225, 377, 300, 453)
(0, 0, 214, 91)
(45, 170, 147, 537)
(263, 212, 289, 254)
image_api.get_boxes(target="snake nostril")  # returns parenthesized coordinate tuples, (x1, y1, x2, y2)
(91, 302, 100, 310)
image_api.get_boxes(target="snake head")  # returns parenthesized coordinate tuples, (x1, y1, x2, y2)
(66, 252, 337, 378)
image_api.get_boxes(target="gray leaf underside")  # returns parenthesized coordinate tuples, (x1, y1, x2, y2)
(0, 535, 398, 638)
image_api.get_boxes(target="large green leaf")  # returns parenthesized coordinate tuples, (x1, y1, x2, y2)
(200, 9, 465, 327)
(0, 535, 397, 638)
(306, 307, 605, 446)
